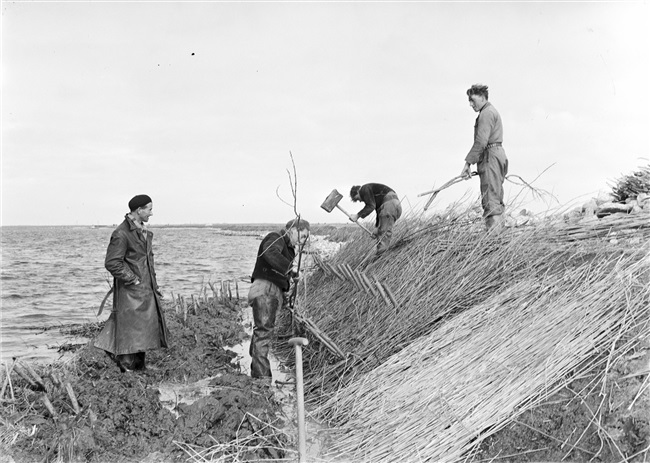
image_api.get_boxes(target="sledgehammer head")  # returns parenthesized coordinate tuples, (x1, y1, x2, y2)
(320, 189, 344, 213)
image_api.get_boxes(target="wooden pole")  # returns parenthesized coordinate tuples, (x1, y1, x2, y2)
(288, 337, 309, 463)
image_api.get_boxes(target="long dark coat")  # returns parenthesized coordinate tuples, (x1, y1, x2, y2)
(94, 216, 169, 355)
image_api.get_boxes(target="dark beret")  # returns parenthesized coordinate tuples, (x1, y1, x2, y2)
(128, 194, 152, 211)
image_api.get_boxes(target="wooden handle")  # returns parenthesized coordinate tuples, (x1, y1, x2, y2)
(335, 205, 375, 237)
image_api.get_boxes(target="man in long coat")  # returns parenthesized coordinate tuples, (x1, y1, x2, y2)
(94, 194, 169, 371)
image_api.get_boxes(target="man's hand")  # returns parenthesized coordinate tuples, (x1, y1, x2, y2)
(349, 213, 359, 222)
(461, 162, 473, 179)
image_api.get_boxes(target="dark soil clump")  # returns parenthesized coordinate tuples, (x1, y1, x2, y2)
(2, 299, 287, 463)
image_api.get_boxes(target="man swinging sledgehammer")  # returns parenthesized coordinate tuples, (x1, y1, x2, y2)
(349, 183, 402, 256)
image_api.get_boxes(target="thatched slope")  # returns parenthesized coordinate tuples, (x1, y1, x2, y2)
(296, 210, 649, 462)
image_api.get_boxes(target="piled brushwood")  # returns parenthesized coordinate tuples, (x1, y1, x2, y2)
(576, 163, 650, 220)
(294, 204, 650, 462)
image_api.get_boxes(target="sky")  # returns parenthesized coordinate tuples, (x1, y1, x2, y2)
(2, 1, 648, 226)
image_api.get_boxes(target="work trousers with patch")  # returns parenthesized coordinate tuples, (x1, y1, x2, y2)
(377, 193, 403, 254)
(248, 278, 283, 379)
(477, 145, 508, 230)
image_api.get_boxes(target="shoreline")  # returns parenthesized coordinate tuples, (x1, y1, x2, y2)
(1, 293, 295, 463)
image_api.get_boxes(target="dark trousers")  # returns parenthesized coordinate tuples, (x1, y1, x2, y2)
(248, 279, 283, 378)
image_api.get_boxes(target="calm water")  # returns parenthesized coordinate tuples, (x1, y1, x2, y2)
(1, 226, 264, 363)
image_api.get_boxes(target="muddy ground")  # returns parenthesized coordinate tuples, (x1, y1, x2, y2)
(1, 297, 291, 463)
(2, 296, 648, 462)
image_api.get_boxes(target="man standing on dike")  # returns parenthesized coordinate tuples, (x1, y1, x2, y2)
(460, 84, 509, 231)
(349, 183, 402, 255)
(94, 194, 169, 372)
(248, 218, 310, 383)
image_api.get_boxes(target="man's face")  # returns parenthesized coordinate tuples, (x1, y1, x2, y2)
(137, 203, 154, 222)
(289, 228, 309, 247)
(469, 94, 486, 112)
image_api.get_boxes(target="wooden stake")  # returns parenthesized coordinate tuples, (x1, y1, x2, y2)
(373, 276, 392, 306)
(22, 362, 46, 390)
(64, 382, 81, 414)
(383, 284, 399, 309)
(328, 264, 346, 281)
(361, 272, 379, 297)
(355, 269, 371, 293)
(208, 282, 218, 308)
(49, 371, 62, 388)
(181, 296, 188, 326)
(1, 360, 16, 400)
(345, 264, 364, 292)
(191, 294, 198, 315)
(41, 393, 57, 418)
(13, 363, 37, 388)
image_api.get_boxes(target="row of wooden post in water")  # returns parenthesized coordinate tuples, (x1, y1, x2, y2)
(169, 279, 241, 326)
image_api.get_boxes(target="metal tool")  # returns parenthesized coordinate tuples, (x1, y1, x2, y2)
(288, 337, 309, 463)
(320, 189, 375, 236)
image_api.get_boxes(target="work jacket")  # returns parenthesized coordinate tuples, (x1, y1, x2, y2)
(465, 102, 504, 165)
(94, 216, 169, 355)
(251, 231, 296, 291)
(356, 183, 397, 227)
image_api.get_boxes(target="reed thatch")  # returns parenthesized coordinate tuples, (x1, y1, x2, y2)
(293, 206, 650, 462)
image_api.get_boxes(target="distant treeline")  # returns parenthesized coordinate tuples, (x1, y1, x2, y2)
(147, 223, 359, 241)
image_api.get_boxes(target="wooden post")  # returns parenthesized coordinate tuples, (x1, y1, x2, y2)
(181, 296, 188, 326)
(22, 362, 46, 390)
(41, 394, 57, 418)
(373, 276, 392, 306)
(13, 363, 37, 388)
(1, 360, 16, 400)
(191, 294, 198, 315)
(361, 272, 379, 297)
(65, 382, 81, 414)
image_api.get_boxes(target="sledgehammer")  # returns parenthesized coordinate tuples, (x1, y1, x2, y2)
(289, 337, 309, 463)
(321, 189, 375, 236)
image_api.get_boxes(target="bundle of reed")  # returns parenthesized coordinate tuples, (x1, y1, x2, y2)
(549, 213, 650, 242)
(298, 213, 634, 404)
(315, 249, 649, 462)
